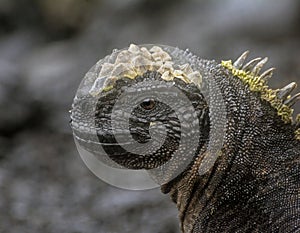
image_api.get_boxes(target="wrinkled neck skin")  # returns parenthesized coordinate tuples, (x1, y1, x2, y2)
(161, 65, 300, 233)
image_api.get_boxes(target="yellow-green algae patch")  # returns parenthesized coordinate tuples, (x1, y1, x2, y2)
(221, 60, 293, 124)
(102, 85, 114, 92)
(295, 128, 300, 140)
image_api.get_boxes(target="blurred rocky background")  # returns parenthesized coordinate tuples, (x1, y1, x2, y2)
(0, 0, 299, 232)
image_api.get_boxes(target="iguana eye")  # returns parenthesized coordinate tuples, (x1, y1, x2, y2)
(140, 98, 156, 110)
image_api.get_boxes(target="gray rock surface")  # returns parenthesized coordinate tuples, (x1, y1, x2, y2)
(0, 0, 299, 232)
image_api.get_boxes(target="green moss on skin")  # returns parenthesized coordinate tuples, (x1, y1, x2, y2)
(221, 60, 293, 124)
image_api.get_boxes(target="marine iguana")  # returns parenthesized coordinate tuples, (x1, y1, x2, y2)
(70, 44, 300, 233)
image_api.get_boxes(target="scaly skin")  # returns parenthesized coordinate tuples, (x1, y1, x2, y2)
(71, 44, 300, 233)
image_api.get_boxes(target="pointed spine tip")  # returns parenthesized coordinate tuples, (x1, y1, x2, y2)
(242, 57, 262, 72)
(284, 93, 300, 107)
(277, 82, 297, 100)
(259, 67, 275, 80)
(233, 50, 250, 69)
(252, 57, 268, 76)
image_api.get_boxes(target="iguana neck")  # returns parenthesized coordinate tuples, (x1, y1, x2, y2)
(161, 67, 299, 233)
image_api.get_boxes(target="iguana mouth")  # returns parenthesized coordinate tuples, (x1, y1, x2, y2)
(72, 127, 140, 147)
(73, 133, 133, 146)
(73, 129, 144, 166)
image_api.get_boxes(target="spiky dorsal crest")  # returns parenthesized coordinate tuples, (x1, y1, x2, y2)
(221, 51, 300, 140)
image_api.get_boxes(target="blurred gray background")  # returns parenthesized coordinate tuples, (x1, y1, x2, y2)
(0, 0, 300, 232)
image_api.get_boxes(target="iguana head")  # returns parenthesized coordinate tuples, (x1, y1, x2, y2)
(70, 44, 300, 181)
(71, 44, 300, 232)
(70, 44, 211, 175)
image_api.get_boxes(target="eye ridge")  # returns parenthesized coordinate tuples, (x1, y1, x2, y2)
(140, 98, 156, 110)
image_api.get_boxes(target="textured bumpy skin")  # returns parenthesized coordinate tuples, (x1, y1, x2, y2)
(71, 45, 300, 233)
